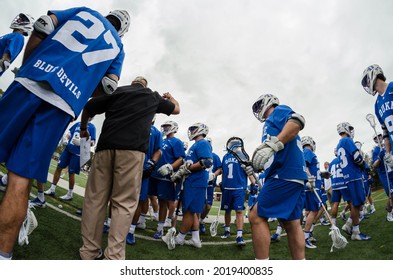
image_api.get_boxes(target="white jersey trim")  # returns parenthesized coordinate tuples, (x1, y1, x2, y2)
(15, 77, 75, 118)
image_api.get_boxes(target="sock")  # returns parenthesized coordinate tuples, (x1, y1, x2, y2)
(332, 218, 336, 225)
(154, 212, 158, 220)
(224, 226, 230, 232)
(191, 229, 200, 241)
(310, 223, 315, 232)
(276, 225, 282, 235)
(304, 231, 310, 239)
(37, 191, 45, 202)
(237, 230, 243, 238)
(346, 217, 352, 226)
(129, 224, 136, 234)
(50, 184, 56, 191)
(157, 222, 164, 232)
(139, 214, 146, 224)
(165, 217, 172, 224)
(176, 231, 186, 242)
(352, 224, 360, 234)
(67, 189, 73, 196)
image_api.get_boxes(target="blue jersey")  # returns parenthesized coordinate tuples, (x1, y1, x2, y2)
(375, 82, 393, 143)
(17, 7, 125, 116)
(145, 125, 162, 164)
(336, 137, 362, 182)
(262, 105, 308, 181)
(329, 156, 345, 190)
(184, 138, 212, 188)
(0, 32, 24, 76)
(303, 147, 322, 189)
(221, 152, 247, 190)
(152, 136, 185, 179)
(66, 122, 96, 155)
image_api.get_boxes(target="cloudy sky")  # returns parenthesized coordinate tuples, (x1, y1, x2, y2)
(1, 0, 393, 166)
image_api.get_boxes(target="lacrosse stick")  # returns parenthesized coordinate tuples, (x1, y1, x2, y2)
(210, 198, 222, 237)
(226, 136, 263, 189)
(162, 177, 184, 250)
(366, 113, 392, 207)
(312, 188, 347, 252)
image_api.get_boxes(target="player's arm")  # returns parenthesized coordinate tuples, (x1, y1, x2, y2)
(23, 14, 58, 63)
(381, 124, 392, 153)
(276, 118, 303, 144)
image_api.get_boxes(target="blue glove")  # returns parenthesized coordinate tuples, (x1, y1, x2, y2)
(379, 149, 386, 161)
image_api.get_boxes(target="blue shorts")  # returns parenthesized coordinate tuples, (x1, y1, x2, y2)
(331, 188, 351, 203)
(181, 187, 206, 214)
(58, 148, 81, 175)
(256, 178, 305, 221)
(248, 195, 258, 207)
(148, 177, 159, 196)
(347, 180, 366, 207)
(221, 188, 245, 212)
(205, 186, 214, 205)
(139, 178, 149, 201)
(0, 82, 71, 183)
(157, 179, 176, 201)
(320, 188, 328, 204)
(378, 172, 393, 197)
(304, 190, 321, 212)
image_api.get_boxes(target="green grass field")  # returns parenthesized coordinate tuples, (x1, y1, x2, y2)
(4, 180, 393, 260)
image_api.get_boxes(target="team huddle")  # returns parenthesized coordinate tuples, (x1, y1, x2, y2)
(0, 6, 391, 261)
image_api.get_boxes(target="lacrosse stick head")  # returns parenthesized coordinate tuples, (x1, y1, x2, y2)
(18, 208, 38, 246)
(329, 225, 348, 252)
(226, 137, 250, 164)
(210, 220, 219, 237)
(162, 227, 176, 250)
(366, 113, 377, 128)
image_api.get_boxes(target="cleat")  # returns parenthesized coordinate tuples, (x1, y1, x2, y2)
(386, 214, 393, 222)
(351, 232, 371, 241)
(271, 233, 281, 242)
(308, 232, 317, 243)
(44, 189, 56, 196)
(0, 175, 7, 192)
(59, 193, 73, 201)
(341, 223, 352, 235)
(29, 197, 46, 208)
(236, 236, 246, 246)
(95, 249, 104, 260)
(126, 233, 135, 245)
(175, 237, 185, 246)
(320, 220, 330, 226)
(368, 208, 376, 214)
(267, 218, 277, 222)
(153, 230, 163, 239)
(136, 222, 146, 229)
(360, 215, 370, 221)
(340, 212, 347, 221)
(184, 239, 202, 248)
(200, 223, 206, 235)
(221, 231, 230, 239)
(305, 238, 317, 249)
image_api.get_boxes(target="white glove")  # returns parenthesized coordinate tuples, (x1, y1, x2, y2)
(170, 162, 191, 182)
(252, 135, 284, 171)
(158, 163, 173, 176)
(0, 58, 10, 73)
(306, 175, 316, 190)
(71, 135, 81, 146)
(384, 153, 393, 168)
(241, 164, 254, 177)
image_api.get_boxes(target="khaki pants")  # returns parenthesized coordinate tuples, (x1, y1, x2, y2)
(79, 149, 144, 260)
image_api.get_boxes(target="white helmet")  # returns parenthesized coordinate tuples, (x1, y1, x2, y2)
(107, 10, 130, 37)
(252, 94, 279, 123)
(188, 123, 209, 141)
(10, 13, 34, 36)
(161, 120, 178, 136)
(361, 64, 385, 96)
(337, 122, 354, 138)
(301, 136, 316, 151)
